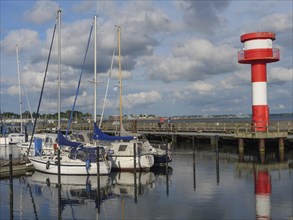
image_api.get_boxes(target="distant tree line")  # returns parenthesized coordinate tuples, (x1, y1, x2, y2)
(1, 111, 158, 121)
(1, 110, 92, 121)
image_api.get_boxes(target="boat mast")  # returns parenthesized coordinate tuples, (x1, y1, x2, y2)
(16, 44, 23, 133)
(117, 26, 123, 131)
(56, 9, 62, 190)
(94, 16, 97, 124)
(57, 9, 61, 131)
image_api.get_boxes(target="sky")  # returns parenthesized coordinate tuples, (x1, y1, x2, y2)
(0, 0, 292, 117)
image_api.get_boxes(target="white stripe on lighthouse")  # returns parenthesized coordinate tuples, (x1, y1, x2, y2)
(244, 39, 273, 50)
(252, 82, 267, 105)
(256, 195, 271, 218)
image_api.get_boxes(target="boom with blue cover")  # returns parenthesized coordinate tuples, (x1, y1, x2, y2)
(58, 130, 83, 148)
(93, 123, 133, 141)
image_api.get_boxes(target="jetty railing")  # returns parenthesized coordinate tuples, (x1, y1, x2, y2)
(36, 120, 293, 135)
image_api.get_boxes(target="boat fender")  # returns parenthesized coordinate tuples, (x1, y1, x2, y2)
(46, 178, 51, 186)
(86, 159, 91, 170)
(46, 161, 50, 169)
(53, 143, 58, 151)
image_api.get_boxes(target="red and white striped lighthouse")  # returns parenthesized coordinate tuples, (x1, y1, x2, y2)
(238, 32, 280, 132)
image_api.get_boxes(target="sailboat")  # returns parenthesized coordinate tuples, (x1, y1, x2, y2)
(29, 11, 111, 175)
(94, 26, 154, 171)
(100, 26, 171, 165)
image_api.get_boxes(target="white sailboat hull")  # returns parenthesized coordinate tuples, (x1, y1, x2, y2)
(29, 156, 111, 175)
(101, 140, 155, 170)
(110, 154, 154, 170)
(0, 137, 8, 145)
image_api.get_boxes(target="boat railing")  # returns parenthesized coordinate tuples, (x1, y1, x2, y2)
(147, 140, 170, 151)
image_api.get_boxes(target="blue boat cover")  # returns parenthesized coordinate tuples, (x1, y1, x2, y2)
(93, 123, 133, 141)
(58, 130, 83, 148)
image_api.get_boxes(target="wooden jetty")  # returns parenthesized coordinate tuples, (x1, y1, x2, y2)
(36, 119, 293, 146)
(36, 119, 292, 162)
(37, 119, 293, 136)
(2, 119, 290, 177)
(0, 157, 34, 179)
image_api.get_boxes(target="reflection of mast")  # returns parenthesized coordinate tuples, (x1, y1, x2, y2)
(254, 170, 271, 220)
(27, 181, 39, 219)
(193, 137, 196, 191)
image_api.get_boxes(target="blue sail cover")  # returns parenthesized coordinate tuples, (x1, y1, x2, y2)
(93, 123, 133, 141)
(58, 130, 83, 148)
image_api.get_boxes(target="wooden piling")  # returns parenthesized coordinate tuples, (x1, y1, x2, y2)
(259, 139, 265, 164)
(133, 142, 137, 203)
(57, 149, 61, 187)
(216, 144, 220, 184)
(278, 138, 285, 162)
(238, 138, 244, 162)
(133, 143, 137, 172)
(96, 145, 101, 213)
(172, 134, 177, 145)
(9, 154, 13, 220)
(193, 140, 196, 191)
(9, 154, 13, 181)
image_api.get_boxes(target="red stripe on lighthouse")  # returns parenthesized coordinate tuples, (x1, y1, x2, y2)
(252, 105, 269, 132)
(251, 64, 267, 82)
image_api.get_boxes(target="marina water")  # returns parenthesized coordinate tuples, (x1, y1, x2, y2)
(1, 142, 292, 220)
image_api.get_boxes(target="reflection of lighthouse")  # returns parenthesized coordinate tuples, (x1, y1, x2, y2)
(254, 170, 271, 220)
(238, 32, 280, 132)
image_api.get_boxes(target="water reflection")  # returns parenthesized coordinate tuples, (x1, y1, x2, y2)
(29, 171, 112, 215)
(2, 141, 291, 220)
(254, 170, 271, 220)
(109, 171, 154, 199)
(20, 167, 172, 219)
(236, 164, 275, 220)
(236, 144, 290, 220)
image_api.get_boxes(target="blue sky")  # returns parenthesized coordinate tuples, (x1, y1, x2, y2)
(0, 0, 292, 117)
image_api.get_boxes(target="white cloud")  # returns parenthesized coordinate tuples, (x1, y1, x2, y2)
(110, 68, 132, 80)
(269, 67, 293, 83)
(0, 29, 40, 54)
(177, 0, 230, 34)
(24, 1, 59, 24)
(72, 1, 95, 13)
(220, 69, 250, 89)
(104, 90, 162, 111)
(257, 13, 293, 32)
(187, 81, 215, 93)
(123, 90, 162, 109)
(140, 38, 238, 83)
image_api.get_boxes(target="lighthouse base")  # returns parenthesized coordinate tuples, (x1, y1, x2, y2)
(252, 105, 269, 132)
